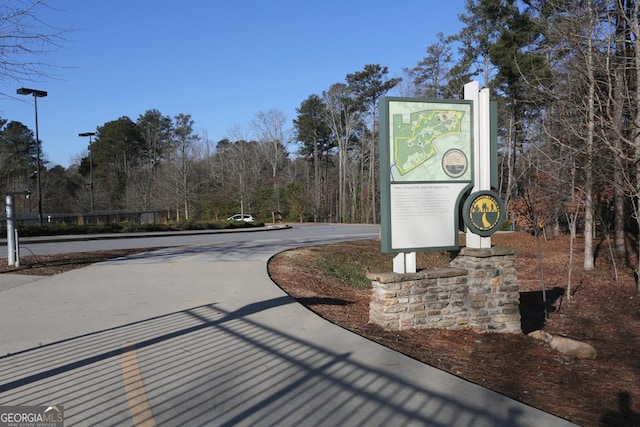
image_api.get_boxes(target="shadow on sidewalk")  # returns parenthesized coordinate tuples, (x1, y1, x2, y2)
(0, 295, 552, 426)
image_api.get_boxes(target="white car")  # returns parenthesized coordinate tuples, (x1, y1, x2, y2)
(226, 214, 254, 222)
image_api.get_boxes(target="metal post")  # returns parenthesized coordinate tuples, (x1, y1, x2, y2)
(17, 87, 47, 226)
(14, 228, 20, 267)
(90, 135, 94, 214)
(34, 95, 42, 226)
(6, 194, 15, 266)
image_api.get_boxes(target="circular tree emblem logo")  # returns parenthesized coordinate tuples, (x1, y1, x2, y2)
(463, 191, 505, 236)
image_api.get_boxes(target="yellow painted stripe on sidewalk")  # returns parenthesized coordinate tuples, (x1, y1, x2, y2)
(121, 342, 157, 427)
(168, 254, 202, 266)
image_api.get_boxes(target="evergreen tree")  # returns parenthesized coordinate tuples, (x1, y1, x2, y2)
(92, 116, 143, 210)
(0, 121, 38, 194)
(293, 94, 333, 221)
(346, 64, 401, 223)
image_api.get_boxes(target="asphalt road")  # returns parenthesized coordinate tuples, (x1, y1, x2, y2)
(0, 224, 380, 257)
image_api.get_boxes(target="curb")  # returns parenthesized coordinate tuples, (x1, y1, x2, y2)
(0, 224, 292, 246)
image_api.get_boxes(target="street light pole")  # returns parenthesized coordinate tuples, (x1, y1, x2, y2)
(17, 87, 47, 226)
(79, 132, 96, 214)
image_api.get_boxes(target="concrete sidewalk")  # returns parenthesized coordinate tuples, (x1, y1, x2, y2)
(0, 242, 578, 426)
(0, 272, 45, 286)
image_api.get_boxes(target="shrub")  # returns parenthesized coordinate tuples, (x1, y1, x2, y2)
(320, 255, 371, 289)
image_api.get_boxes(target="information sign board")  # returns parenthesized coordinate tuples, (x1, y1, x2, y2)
(380, 97, 474, 252)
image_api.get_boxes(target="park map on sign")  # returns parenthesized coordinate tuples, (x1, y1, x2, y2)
(390, 109, 470, 182)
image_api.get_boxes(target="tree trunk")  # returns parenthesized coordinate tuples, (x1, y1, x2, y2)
(314, 133, 320, 222)
(583, 0, 596, 270)
(632, 0, 640, 292)
(613, 3, 628, 258)
(505, 115, 515, 209)
(567, 214, 576, 303)
(369, 110, 376, 224)
(339, 145, 347, 222)
(614, 171, 626, 257)
(613, 75, 627, 258)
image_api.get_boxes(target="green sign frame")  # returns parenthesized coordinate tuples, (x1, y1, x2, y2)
(380, 97, 474, 253)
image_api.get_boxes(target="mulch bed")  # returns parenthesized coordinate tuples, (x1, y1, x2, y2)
(267, 232, 640, 427)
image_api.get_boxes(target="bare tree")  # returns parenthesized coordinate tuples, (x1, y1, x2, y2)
(164, 113, 200, 220)
(584, 1, 601, 270)
(616, 0, 640, 291)
(322, 83, 362, 223)
(252, 109, 289, 212)
(0, 0, 68, 90)
(520, 0, 640, 282)
(522, 0, 601, 270)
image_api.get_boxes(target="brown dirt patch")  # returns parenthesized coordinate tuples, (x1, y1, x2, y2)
(0, 248, 161, 276)
(268, 232, 640, 427)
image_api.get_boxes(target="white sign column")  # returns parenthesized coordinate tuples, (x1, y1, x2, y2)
(464, 82, 492, 249)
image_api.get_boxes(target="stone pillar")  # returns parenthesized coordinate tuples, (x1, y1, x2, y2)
(449, 246, 521, 333)
(368, 246, 521, 334)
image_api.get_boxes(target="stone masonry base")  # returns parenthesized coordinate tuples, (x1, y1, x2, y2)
(368, 246, 521, 334)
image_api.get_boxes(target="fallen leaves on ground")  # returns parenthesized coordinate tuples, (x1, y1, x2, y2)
(268, 232, 640, 427)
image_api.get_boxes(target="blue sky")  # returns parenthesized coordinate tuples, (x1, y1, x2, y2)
(2, 1, 466, 167)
